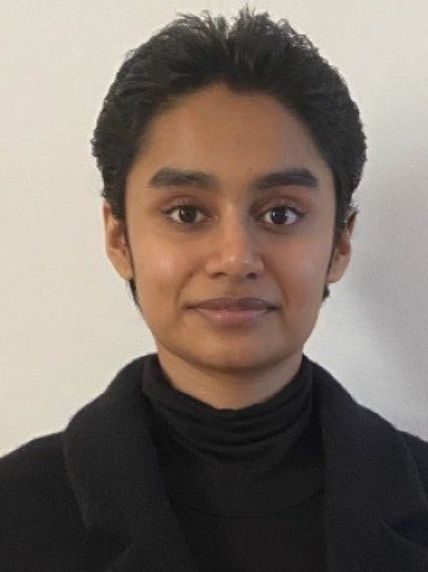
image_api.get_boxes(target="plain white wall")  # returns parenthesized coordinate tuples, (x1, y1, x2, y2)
(1, 0, 428, 456)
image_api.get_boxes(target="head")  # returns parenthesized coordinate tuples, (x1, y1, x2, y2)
(92, 6, 367, 373)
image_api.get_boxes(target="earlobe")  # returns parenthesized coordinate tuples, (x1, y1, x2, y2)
(102, 201, 134, 280)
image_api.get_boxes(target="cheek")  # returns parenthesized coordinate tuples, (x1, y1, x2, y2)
(277, 244, 329, 308)
(133, 239, 190, 300)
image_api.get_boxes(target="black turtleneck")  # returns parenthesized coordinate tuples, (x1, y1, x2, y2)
(141, 353, 326, 571)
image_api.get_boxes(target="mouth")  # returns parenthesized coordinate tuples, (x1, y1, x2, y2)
(188, 297, 277, 312)
(189, 306, 276, 327)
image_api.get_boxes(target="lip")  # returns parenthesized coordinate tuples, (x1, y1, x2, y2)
(189, 297, 277, 311)
(189, 306, 275, 327)
(187, 297, 278, 327)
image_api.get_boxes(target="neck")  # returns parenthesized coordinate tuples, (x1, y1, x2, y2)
(155, 346, 304, 410)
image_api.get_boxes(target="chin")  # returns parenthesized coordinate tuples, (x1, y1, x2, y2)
(188, 342, 285, 370)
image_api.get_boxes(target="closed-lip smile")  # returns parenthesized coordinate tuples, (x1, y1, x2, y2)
(189, 297, 277, 310)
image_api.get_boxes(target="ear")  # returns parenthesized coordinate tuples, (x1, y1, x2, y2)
(102, 201, 134, 280)
(326, 212, 357, 284)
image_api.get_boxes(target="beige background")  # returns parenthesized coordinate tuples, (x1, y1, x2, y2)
(1, 0, 428, 456)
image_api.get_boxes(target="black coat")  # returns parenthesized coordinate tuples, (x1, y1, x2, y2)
(1, 354, 428, 571)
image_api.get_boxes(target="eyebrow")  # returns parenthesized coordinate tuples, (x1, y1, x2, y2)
(147, 166, 320, 193)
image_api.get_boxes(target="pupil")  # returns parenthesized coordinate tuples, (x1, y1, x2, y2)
(180, 207, 197, 223)
(271, 207, 287, 224)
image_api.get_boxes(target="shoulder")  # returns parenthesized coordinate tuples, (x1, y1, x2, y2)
(310, 357, 428, 495)
(357, 405, 428, 497)
(399, 430, 428, 490)
(0, 432, 71, 503)
(0, 431, 64, 470)
(0, 433, 88, 569)
(0, 430, 83, 519)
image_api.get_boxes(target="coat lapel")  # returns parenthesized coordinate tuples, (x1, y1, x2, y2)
(63, 357, 198, 571)
(313, 361, 428, 571)
(63, 354, 428, 571)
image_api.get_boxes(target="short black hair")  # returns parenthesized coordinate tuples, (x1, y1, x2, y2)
(92, 4, 367, 306)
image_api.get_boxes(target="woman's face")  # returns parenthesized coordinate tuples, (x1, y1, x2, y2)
(104, 83, 353, 375)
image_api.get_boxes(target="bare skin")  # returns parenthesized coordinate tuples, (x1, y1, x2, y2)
(103, 82, 355, 410)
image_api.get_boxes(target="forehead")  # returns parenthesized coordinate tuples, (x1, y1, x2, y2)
(130, 82, 333, 192)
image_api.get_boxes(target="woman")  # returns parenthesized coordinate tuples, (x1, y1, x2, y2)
(1, 6, 427, 571)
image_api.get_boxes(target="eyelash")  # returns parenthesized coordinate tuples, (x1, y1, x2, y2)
(161, 200, 306, 229)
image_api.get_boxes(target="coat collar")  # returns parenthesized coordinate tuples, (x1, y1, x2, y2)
(63, 354, 428, 571)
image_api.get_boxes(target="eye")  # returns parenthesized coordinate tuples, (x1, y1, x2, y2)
(260, 205, 304, 226)
(162, 202, 207, 225)
(162, 203, 305, 227)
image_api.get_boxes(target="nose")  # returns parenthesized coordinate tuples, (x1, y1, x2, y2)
(204, 211, 265, 279)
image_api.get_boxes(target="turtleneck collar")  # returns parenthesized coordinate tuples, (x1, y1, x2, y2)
(141, 353, 313, 461)
(140, 353, 324, 515)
